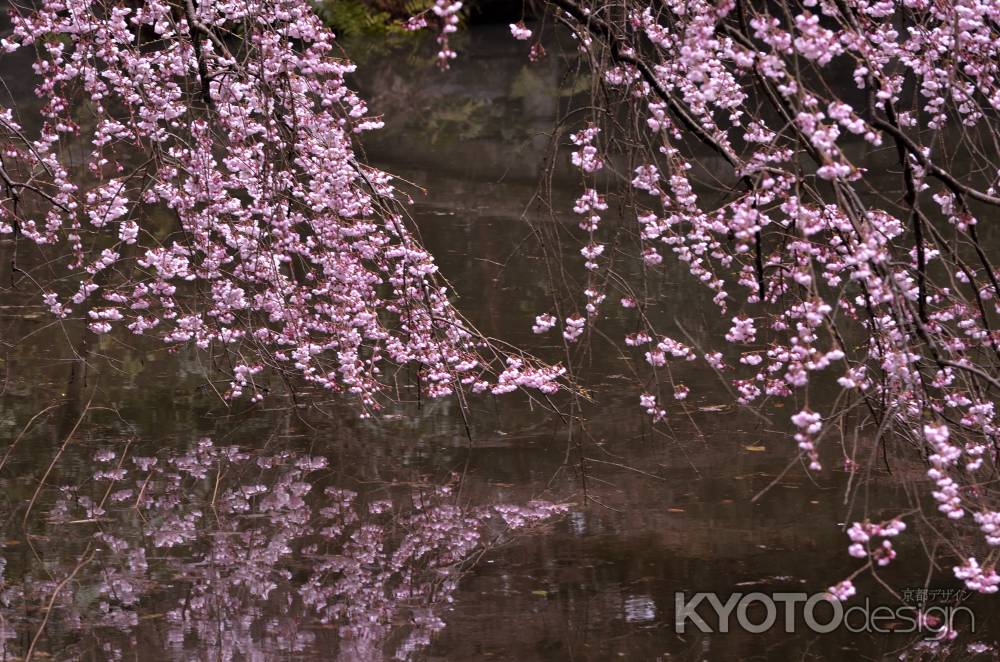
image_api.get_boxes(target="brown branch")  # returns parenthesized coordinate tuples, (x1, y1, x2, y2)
(24, 547, 96, 661)
(868, 114, 1000, 208)
(183, 0, 217, 109)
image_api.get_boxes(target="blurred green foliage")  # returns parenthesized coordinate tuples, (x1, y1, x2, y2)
(313, 0, 467, 40)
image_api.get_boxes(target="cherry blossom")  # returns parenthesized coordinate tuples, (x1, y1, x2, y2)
(1, 0, 564, 413)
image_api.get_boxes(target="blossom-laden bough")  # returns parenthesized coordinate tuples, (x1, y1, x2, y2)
(0, 0, 565, 412)
(495, 0, 1000, 612)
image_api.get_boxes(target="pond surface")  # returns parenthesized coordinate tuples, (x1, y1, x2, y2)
(0, 23, 996, 662)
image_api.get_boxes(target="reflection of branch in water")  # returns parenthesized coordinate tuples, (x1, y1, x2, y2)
(24, 547, 96, 662)
(2, 439, 566, 660)
(22, 389, 95, 528)
(0, 401, 64, 474)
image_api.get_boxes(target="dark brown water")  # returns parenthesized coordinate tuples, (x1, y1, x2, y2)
(0, 24, 997, 662)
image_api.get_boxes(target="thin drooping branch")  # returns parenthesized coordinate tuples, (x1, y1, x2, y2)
(517, 0, 1000, 601)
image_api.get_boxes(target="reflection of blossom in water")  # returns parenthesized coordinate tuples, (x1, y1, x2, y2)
(623, 595, 656, 624)
(0, 557, 20, 654)
(3, 439, 566, 660)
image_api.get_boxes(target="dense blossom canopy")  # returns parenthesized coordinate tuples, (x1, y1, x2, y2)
(0, 0, 563, 411)
(497, 0, 1000, 604)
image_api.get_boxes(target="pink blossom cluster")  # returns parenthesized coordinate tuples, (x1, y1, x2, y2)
(826, 579, 856, 602)
(539, 0, 1000, 598)
(924, 424, 966, 520)
(846, 518, 905, 566)
(510, 22, 532, 41)
(640, 392, 666, 422)
(1, 0, 563, 412)
(954, 558, 1000, 594)
(790, 408, 822, 470)
(431, 0, 463, 65)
